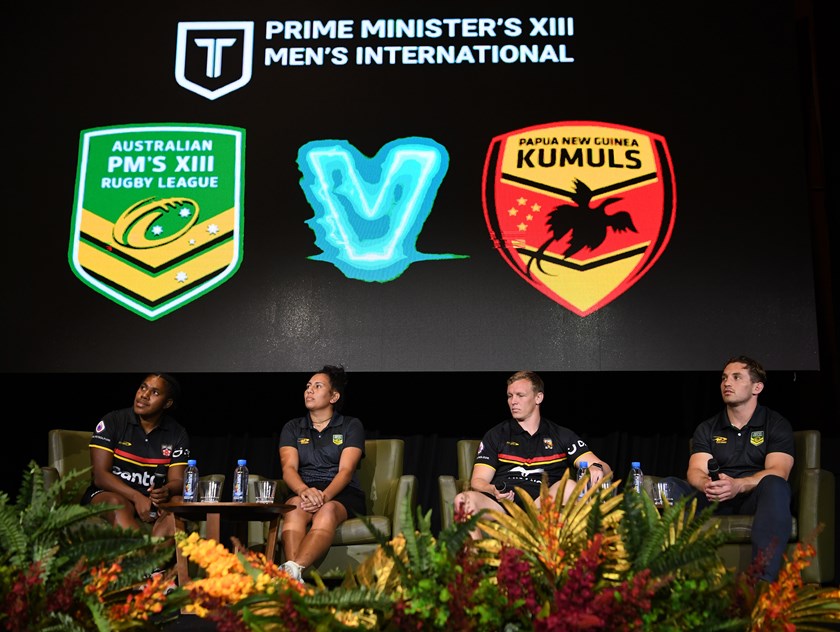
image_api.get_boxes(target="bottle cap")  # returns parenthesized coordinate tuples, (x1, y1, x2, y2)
(188, 459, 197, 466)
(237, 459, 247, 466)
(631, 461, 641, 468)
(580, 461, 588, 467)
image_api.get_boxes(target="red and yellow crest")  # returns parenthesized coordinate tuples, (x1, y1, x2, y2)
(482, 121, 676, 316)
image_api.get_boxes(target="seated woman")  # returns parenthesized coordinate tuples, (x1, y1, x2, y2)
(81, 373, 189, 541)
(278, 365, 365, 581)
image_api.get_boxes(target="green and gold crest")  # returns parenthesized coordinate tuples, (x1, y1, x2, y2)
(68, 123, 245, 320)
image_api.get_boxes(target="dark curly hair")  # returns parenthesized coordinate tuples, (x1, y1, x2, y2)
(150, 372, 182, 406)
(317, 365, 347, 409)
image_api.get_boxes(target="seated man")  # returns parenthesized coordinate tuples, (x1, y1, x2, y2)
(666, 355, 794, 582)
(454, 370, 611, 536)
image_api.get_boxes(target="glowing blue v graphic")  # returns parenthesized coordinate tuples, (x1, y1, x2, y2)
(297, 137, 466, 282)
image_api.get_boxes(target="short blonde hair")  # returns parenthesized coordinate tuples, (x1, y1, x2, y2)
(506, 371, 544, 395)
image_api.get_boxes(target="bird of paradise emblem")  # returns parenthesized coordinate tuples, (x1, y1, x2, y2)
(482, 121, 676, 316)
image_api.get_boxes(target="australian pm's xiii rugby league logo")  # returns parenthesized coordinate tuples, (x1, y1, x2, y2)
(483, 121, 676, 316)
(69, 123, 245, 320)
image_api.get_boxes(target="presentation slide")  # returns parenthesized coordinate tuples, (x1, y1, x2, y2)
(5, 1, 818, 372)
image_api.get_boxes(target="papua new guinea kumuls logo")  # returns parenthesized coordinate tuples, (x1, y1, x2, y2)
(482, 121, 676, 316)
(68, 123, 245, 320)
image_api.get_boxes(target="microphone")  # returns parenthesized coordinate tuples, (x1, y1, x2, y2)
(494, 481, 508, 493)
(708, 458, 720, 481)
(151, 465, 167, 489)
(149, 466, 167, 519)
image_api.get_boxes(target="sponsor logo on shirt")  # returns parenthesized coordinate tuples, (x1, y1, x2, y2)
(96, 420, 106, 433)
(299, 438, 311, 445)
(543, 438, 554, 450)
(713, 436, 728, 444)
(750, 431, 765, 446)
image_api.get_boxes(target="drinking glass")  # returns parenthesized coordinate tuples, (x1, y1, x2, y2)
(656, 480, 674, 508)
(255, 479, 277, 504)
(198, 479, 222, 503)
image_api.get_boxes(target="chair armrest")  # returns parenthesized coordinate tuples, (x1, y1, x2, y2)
(276, 479, 292, 501)
(439, 475, 458, 532)
(796, 468, 835, 583)
(41, 466, 60, 490)
(391, 474, 418, 536)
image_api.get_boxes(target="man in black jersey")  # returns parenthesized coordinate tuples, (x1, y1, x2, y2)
(667, 356, 795, 581)
(454, 371, 611, 535)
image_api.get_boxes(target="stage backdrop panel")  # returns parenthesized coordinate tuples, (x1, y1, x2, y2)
(5, 0, 818, 372)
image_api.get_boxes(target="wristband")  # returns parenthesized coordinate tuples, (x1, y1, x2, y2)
(588, 462, 604, 470)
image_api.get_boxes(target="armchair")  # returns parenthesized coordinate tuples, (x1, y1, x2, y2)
(708, 430, 835, 584)
(273, 438, 418, 577)
(46, 429, 94, 501)
(645, 430, 834, 584)
(438, 439, 480, 531)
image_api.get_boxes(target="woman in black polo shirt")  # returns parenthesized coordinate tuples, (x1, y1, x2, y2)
(278, 365, 365, 582)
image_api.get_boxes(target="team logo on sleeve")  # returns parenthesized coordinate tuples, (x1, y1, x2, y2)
(68, 123, 246, 320)
(96, 421, 105, 433)
(482, 121, 676, 316)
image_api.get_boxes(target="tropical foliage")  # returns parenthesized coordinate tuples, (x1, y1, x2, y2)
(2, 462, 838, 631)
(0, 461, 175, 630)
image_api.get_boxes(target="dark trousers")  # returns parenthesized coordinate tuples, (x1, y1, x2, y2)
(664, 475, 792, 581)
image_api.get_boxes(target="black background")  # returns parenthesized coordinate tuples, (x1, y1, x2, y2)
(3, 0, 822, 372)
(4, 0, 837, 581)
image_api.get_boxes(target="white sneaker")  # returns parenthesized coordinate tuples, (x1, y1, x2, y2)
(282, 560, 304, 583)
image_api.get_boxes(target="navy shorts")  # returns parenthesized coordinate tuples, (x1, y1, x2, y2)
(305, 480, 366, 517)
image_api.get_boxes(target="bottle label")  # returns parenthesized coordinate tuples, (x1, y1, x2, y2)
(233, 471, 248, 501)
(632, 471, 643, 493)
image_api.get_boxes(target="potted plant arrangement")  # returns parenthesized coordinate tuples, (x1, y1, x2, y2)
(2, 462, 838, 631)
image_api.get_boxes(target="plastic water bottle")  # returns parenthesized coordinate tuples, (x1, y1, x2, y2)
(232, 459, 249, 502)
(577, 461, 590, 498)
(182, 459, 199, 502)
(629, 461, 644, 494)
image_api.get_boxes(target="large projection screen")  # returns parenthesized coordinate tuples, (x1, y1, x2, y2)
(5, 1, 819, 372)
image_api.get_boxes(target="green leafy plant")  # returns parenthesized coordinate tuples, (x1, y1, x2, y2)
(0, 460, 176, 631)
(2, 462, 839, 631)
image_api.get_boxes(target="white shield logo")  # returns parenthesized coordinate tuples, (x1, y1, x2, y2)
(175, 21, 254, 100)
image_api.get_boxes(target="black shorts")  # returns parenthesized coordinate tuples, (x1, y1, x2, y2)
(306, 480, 367, 517)
(80, 484, 106, 505)
(479, 489, 530, 512)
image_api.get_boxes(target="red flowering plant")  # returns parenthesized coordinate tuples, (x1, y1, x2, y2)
(345, 471, 840, 631)
(748, 541, 840, 631)
(0, 461, 177, 631)
(4, 461, 838, 631)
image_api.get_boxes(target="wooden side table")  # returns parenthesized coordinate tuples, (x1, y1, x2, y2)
(159, 501, 292, 586)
